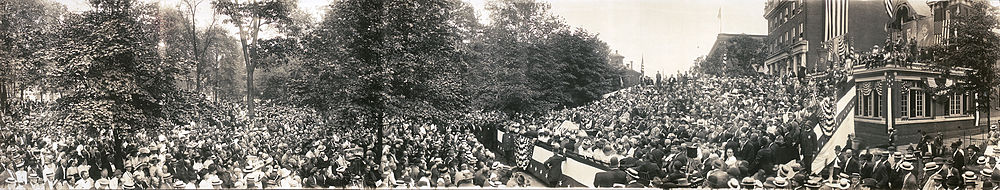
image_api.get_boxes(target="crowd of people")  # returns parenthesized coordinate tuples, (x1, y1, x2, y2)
(2, 73, 998, 189)
(377, 117, 530, 188)
(501, 73, 1000, 189)
(0, 102, 381, 189)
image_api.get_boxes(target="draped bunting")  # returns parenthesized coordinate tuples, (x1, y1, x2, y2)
(875, 81, 884, 95)
(860, 82, 873, 96)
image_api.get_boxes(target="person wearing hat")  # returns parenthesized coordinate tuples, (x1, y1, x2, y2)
(872, 152, 892, 189)
(898, 162, 920, 189)
(922, 162, 944, 190)
(981, 168, 994, 189)
(740, 177, 756, 189)
(593, 157, 627, 188)
(74, 167, 93, 189)
(953, 142, 967, 171)
(959, 170, 979, 189)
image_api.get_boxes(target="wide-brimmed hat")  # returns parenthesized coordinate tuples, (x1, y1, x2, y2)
(740, 177, 756, 187)
(244, 165, 255, 173)
(982, 169, 994, 176)
(924, 162, 940, 171)
(804, 178, 821, 187)
(212, 178, 223, 186)
(837, 178, 850, 189)
(727, 178, 740, 188)
(675, 178, 691, 187)
(892, 152, 903, 159)
(773, 177, 788, 187)
(977, 156, 988, 165)
(904, 154, 916, 161)
(900, 162, 914, 171)
(962, 171, 978, 182)
(173, 180, 186, 188)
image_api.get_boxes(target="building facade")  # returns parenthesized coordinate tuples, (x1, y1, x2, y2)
(851, 0, 994, 148)
(762, 0, 890, 77)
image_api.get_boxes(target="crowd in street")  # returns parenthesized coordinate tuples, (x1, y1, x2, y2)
(504, 74, 1000, 189)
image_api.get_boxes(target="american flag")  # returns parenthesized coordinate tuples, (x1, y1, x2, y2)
(885, 0, 894, 18)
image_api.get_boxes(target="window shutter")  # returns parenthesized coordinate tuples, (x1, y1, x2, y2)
(925, 92, 932, 117)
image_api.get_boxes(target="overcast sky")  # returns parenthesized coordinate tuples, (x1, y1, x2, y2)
(56, 0, 1000, 77)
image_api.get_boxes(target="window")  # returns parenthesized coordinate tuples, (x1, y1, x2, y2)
(900, 90, 909, 118)
(949, 93, 966, 115)
(911, 90, 926, 117)
(799, 23, 804, 37)
(949, 93, 960, 115)
(856, 84, 882, 118)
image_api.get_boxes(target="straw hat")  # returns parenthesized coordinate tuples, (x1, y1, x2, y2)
(900, 162, 914, 171)
(924, 162, 940, 171)
(962, 171, 978, 182)
(773, 177, 788, 188)
(173, 180, 186, 188)
(837, 178, 850, 189)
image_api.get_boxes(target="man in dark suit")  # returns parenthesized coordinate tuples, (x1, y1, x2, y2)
(952, 142, 965, 171)
(543, 150, 566, 187)
(842, 148, 860, 175)
(501, 129, 516, 162)
(594, 157, 628, 187)
(873, 152, 892, 189)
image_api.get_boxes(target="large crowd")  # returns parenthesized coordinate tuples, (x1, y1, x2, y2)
(2, 72, 999, 189)
(503, 74, 1000, 189)
(0, 102, 381, 189)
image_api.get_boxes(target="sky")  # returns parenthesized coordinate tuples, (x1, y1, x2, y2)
(54, 0, 769, 77)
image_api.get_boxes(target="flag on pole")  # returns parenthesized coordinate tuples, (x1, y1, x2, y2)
(885, 0, 894, 17)
(718, 7, 722, 19)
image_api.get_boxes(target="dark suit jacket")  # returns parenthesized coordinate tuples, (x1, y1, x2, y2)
(593, 169, 628, 187)
(543, 155, 565, 185)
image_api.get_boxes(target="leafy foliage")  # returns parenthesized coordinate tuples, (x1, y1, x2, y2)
(928, 1, 999, 112)
(472, 0, 623, 115)
(48, 0, 181, 130)
(693, 35, 767, 77)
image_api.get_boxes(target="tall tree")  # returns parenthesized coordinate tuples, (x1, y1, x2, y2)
(0, 0, 68, 116)
(213, 0, 294, 125)
(49, 0, 181, 129)
(929, 1, 999, 116)
(180, 0, 219, 93)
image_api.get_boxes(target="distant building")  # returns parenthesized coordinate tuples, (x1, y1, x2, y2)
(609, 50, 624, 67)
(762, 0, 890, 77)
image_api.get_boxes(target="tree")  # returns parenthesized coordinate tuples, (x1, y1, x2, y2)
(180, 0, 220, 93)
(203, 28, 246, 102)
(723, 35, 767, 77)
(49, 0, 181, 129)
(928, 1, 999, 119)
(213, 0, 294, 125)
(693, 35, 766, 77)
(0, 0, 68, 116)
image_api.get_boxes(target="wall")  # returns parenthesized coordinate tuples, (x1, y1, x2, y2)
(855, 118, 979, 148)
